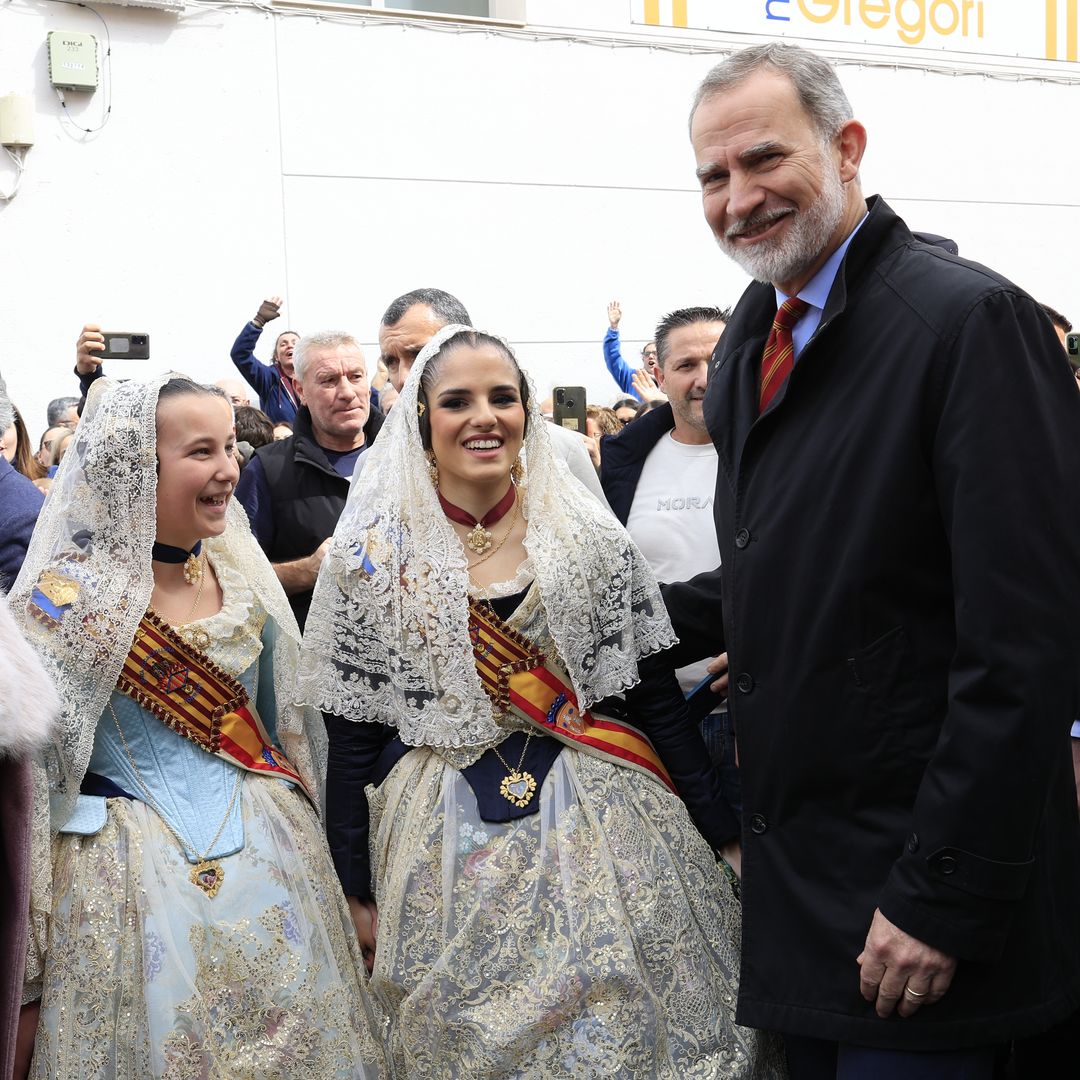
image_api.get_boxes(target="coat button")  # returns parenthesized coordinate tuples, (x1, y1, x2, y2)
(735, 673, 755, 694)
(735, 528, 751, 549)
(907, 833, 920, 854)
(750, 814, 768, 835)
(938, 855, 958, 875)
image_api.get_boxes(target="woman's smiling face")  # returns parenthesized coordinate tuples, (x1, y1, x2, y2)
(154, 392, 239, 549)
(426, 344, 526, 497)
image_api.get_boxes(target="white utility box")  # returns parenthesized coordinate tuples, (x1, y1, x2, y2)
(47, 31, 99, 92)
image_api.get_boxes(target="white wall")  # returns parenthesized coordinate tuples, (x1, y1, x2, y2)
(1, 0, 1077, 444)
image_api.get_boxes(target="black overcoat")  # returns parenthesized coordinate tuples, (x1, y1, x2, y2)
(665, 196, 1080, 1049)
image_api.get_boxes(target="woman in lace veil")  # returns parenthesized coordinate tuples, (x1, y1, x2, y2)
(9, 374, 384, 1078)
(299, 326, 786, 1078)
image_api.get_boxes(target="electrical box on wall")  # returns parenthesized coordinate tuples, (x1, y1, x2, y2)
(0, 94, 35, 148)
(47, 31, 99, 92)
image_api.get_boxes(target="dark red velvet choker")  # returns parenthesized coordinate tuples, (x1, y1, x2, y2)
(438, 484, 516, 555)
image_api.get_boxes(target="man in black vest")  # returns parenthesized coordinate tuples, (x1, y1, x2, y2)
(236, 330, 383, 629)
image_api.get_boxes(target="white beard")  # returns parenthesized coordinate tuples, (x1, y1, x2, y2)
(719, 156, 847, 287)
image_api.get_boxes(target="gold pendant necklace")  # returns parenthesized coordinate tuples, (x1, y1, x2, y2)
(152, 552, 211, 651)
(466, 522, 493, 555)
(108, 701, 243, 896)
(492, 733, 537, 809)
(467, 498, 521, 572)
(183, 551, 204, 586)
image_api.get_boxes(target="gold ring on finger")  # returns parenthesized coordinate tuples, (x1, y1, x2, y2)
(904, 985, 928, 998)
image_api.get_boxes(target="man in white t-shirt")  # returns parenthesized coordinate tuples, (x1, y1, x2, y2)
(599, 306, 739, 810)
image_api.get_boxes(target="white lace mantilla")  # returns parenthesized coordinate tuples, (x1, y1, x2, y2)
(296, 325, 677, 758)
(9, 374, 329, 999)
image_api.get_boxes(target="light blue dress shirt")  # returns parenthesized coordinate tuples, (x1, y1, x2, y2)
(776, 214, 868, 361)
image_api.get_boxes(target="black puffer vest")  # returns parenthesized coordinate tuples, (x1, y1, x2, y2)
(252, 405, 384, 628)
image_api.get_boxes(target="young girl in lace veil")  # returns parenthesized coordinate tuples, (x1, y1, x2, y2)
(9, 374, 384, 1078)
(299, 326, 786, 1078)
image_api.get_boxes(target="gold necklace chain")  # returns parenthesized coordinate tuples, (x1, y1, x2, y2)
(107, 699, 242, 897)
(491, 731, 530, 776)
(465, 495, 520, 572)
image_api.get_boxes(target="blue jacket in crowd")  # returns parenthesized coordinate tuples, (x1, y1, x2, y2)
(0, 456, 44, 589)
(602, 328, 641, 400)
(230, 322, 300, 424)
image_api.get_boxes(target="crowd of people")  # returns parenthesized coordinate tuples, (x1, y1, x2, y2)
(1, 42, 1079, 1080)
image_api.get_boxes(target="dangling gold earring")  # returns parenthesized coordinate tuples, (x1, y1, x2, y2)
(511, 456, 525, 486)
(426, 450, 439, 488)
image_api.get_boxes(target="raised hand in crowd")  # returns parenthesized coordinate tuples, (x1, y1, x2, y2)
(607, 300, 622, 330)
(631, 366, 666, 403)
(253, 296, 283, 328)
(75, 324, 105, 375)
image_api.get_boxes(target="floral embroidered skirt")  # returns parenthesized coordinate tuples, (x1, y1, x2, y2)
(30, 780, 385, 1079)
(364, 747, 786, 1079)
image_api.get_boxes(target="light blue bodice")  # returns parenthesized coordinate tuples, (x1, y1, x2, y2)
(76, 615, 285, 863)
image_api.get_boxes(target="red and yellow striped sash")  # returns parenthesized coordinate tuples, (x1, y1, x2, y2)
(116, 610, 310, 797)
(469, 601, 675, 793)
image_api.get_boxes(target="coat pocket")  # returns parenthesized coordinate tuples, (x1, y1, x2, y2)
(847, 625, 908, 695)
(847, 626, 940, 770)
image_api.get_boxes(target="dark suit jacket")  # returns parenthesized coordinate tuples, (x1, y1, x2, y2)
(667, 195, 1080, 1048)
(0, 456, 43, 590)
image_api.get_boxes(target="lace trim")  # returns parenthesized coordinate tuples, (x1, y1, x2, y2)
(184, 554, 265, 676)
(467, 559, 535, 601)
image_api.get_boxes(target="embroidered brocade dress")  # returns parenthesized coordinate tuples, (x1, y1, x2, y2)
(332, 577, 786, 1079)
(29, 558, 381, 1080)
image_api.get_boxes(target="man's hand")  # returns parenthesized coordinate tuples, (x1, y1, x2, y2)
(273, 538, 331, 596)
(347, 895, 379, 974)
(253, 296, 282, 328)
(1071, 737, 1080, 817)
(631, 367, 666, 403)
(607, 300, 622, 330)
(583, 432, 601, 471)
(707, 652, 729, 697)
(857, 908, 957, 1018)
(76, 323, 105, 375)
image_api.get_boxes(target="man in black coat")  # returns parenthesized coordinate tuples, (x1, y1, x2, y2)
(236, 331, 383, 630)
(666, 42, 1080, 1078)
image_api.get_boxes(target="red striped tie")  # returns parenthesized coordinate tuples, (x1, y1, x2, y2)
(759, 297, 810, 413)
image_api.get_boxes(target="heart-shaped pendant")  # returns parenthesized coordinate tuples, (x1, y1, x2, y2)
(190, 859, 224, 897)
(499, 770, 537, 808)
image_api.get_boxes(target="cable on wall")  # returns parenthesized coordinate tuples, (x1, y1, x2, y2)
(0, 145, 28, 202)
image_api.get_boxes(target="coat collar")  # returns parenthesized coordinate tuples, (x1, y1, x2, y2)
(290, 405, 385, 479)
(703, 196, 914, 484)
